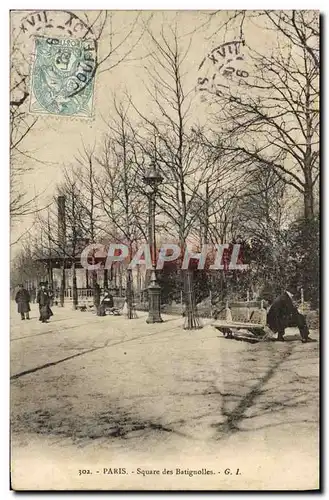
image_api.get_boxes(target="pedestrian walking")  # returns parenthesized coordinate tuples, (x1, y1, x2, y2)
(15, 284, 31, 320)
(36, 282, 53, 323)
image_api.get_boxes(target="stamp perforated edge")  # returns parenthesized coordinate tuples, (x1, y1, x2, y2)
(28, 35, 97, 120)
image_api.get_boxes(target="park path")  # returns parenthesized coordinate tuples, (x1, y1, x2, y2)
(10, 302, 319, 490)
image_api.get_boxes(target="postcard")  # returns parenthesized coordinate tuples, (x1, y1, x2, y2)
(10, 9, 320, 491)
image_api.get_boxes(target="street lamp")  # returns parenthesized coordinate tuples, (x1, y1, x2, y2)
(143, 161, 163, 323)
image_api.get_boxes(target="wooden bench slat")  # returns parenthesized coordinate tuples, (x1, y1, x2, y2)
(212, 321, 266, 329)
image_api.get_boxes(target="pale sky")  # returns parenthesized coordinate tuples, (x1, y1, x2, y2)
(10, 10, 298, 253)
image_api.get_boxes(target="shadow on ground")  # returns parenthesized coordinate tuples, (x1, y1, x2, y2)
(11, 324, 319, 447)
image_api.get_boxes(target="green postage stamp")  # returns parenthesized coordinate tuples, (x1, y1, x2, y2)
(29, 36, 97, 118)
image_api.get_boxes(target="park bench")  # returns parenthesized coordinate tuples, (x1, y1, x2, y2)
(77, 304, 94, 312)
(212, 320, 273, 343)
(211, 299, 273, 343)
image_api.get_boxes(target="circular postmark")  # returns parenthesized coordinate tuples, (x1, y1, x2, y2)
(196, 40, 250, 102)
(12, 10, 98, 117)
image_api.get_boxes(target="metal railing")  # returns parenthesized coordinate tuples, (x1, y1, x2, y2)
(63, 288, 94, 299)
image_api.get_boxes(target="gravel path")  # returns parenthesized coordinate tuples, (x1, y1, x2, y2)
(11, 303, 319, 490)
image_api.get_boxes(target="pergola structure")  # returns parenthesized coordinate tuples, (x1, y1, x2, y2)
(35, 243, 144, 300)
(34, 196, 136, 298)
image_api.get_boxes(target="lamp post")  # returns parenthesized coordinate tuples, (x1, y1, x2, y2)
(57, 195, 66, 307)
(143, 161, 163, 323)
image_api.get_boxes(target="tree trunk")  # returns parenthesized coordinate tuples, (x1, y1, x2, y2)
(113, 264, 117, 288)
(119, 263, 123, 297)
(47, 262, 54, 290)
(60, 262, 65, 307)
(136, 264, 141, 295)
(72, 261, 78, 310)
(103, 268, 108, 289)
(304, 181, 314, 221)
(92, 270, 99, 307)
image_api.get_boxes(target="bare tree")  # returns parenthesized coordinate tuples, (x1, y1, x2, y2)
(36, 168, 88, 309)
(126, 25, 238, 324)
(232, 168, 287, 242)
(97, 100, 147, 250)
(130, 26, 225, 249)
(10, 33, 39, 220)
(10, 239, 46, 292)
(200, 10, 319, 222)
(230, 167, 288, 292)
(74, 143, 106, 301)
(10, 10, 149, 229)
(95, 99, 148, 297)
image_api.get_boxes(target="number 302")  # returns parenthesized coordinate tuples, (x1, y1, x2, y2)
(78, 469, 92, 476)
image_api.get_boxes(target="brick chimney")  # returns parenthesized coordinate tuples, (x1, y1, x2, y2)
(57, 195, 66, 249)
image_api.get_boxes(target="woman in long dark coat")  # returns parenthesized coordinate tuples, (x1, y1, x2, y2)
(36, 283, 53, 323)
(15, 284, 31, 320)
